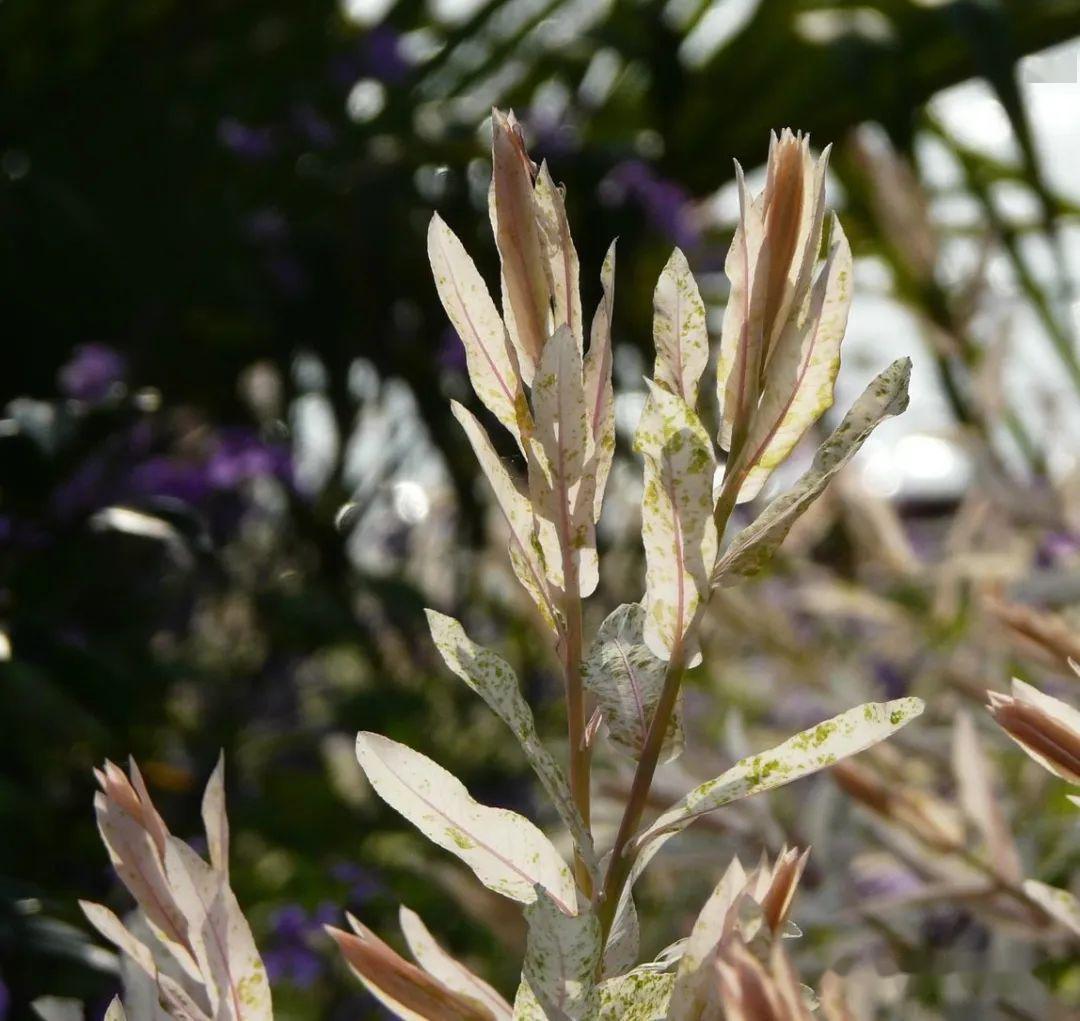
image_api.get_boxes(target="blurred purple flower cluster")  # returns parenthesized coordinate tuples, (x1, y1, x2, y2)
(58, 344, 127, 403)
(606, 160, 701, 249)
(264, 903, 339, 987)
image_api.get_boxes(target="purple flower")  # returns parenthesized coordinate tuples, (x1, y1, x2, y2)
(331, 861, 384, 905)
(364, 26, 409, 85)
(606, 160, 700, 249)
(264, 902, 337, 988)
(206, 429, 292, 489)
(1036, 530, 1080, 569)
(128, 457, 214, 505)
(58, 344, 127, 403)
(217, 118, 278, 161)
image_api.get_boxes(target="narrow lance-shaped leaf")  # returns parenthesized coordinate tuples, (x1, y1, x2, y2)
(399, 906, 514, 1020)
(355, 732, 577, 911)
(425, 610, 598, 878)
(732, 215, 853, 503)
(634, 384, 718, 661)
(104, 998, 127, 1021)
(712, 357, 912, 587)
(535, 162, 583, 355)
(201, 752, 228, 879)
(653, 248, 708, 408)
(584, 241, 616, 522)
(491, 109, 550, 385)
(987, 678, 1080, 785)
(451, 401, 560, 632)
(582, 603, 683, 764)
(597, 967, 674, 1020)
(514, 887, 601, 1021)
(600, 887, 639, 979)
(428, 214, 531, 449)
(631, 697, 925, 856)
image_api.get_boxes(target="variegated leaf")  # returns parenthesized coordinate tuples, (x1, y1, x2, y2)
(582, 603, 682, 763)
(633, 698, 925, 855)
(1024, 879, 1080, 937)
(602, 888, 640, 979)
(491, 109, 550, 384)
(425, 610, 598, 877)
(201, 752, 228, 879)
(451, 401, 560, 631)
(712, 358, 911, 587)
(516, 888, 601, 1021)
(530, 325, 597, 597)
(584, 241, 616, 522)
(80, 901, 158, 982)
(633, 384, 718, 661)
(535, 162, 583, 355)
(399, 906, 514, 1020)
(355, 732, 577, 911)
(597, 967, 674, 1019)
(653, 248, 708, 408)
(428, 214, 530, 447)
(733, 215, 853, 503)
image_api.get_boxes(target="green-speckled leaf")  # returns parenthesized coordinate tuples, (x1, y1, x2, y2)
(633, 384, 718, 661)
(597, 968, 674, 1020)
(713, 358, 911, 587)
(535, 162, 583, 356)
(428, 215, 530, 449)
(653, 248, 708, 409)
(514, 888, 601, 1021)
(425, 610, 598, 878)
(632, 698, 924, 855)
(584, 242, 617, 523)
(355, 732, 577, 912)
(582, 603, 682, 764)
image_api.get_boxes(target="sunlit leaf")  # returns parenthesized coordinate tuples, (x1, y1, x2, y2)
(535, 162, 583, 355)
(1022, 880, 1080, 937)
(584, 241, 617, 522)
(104, 999, 127, 1021)
(653, 248, 708, 408)
(201, 752, 229, 879)
(597, 967, 674, 1019)
(355, 732, 577, 910)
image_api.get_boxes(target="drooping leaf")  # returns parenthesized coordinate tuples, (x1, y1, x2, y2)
(597, 967, 674, 1019)
(428, 214, 530, 448)
(584, 241, 617, 522)
(733, 216, 853, 503)
(491, 109, 550, 385)
(515, 887, 601, 1021)
(355, 732, 577, 911)
(425, 610, 597, 876)
(582, 603, 682, 763)
(712, 358, 912, 587)
(653, 248, 708, 409)
(451, 401, 560, 631)
(632, 698, 925, 857)
(1023, 880, 1080, 937)
(399, 906, 514, 1020)
(535, 162, 583, 355)
(634, 384, 718, 661)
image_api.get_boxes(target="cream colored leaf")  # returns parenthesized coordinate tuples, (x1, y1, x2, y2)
(584, 241, 617, 522)
(80, 901, 158, 980)
(355, 732, 576, 910)
(425, 610, 598, 877)
(601, 888, 639, 979)
(31, 999, 84, 1021)
(582, 603, 682, 763)
(653, 248, 708, 408)
(597, 967, 674, 1019)
(201, 752, 229, 879)
(451, 401, 559, 631)
(104, 998, 127, 1021)
(1023, 879, 1080, 937)
(535, 162, 583, 355)
(428, 214, 530, 447)
(713, 358, 911, 587)
(634, 384, 718, 661)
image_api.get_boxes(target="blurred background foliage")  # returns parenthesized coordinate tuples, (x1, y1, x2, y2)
(3, 0, 1080, 1017)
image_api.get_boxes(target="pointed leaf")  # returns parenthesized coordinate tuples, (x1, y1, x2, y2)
(517, 887, 601, 1021)
(104, 999, 127, 1021)
(713, 358, 911, 587)
(399, 906, 514, 1020)
(201, 752, 229, 879)
(597, 967, 674, 1019)
(451, 401, 559, 631)
(633, 698, 924, 855)
(584, 242, 617, 522)
(80, 901, 157, 981)
(601, 889, 639, 979)
(634, 385, 718, 661)
(355, 732, 576, 911)
(535, 163, 583, 355)
(1023, 880, 1080, 937)
(653, 248, 708, 408)
(428, 214, 530, 447)
(582, 603, 682, 763)
(425, 610, 597, 877)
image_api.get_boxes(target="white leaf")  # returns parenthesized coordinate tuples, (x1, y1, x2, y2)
(517, 887, 601, 1021)
(80, 901, 157, 980)
(425, 610, 598, 877)
(584, 242, 617, 522)
(653, 248, 708, 408)
(157, 976, 213, 1021)
(1023, 879, 1080, 937)
(104, 998, 127, 1021)
(428, 214, 530, 447)
(601, 888, 639, 979)
(201, 752, 229, 879)
(597, 967, 674, 1019)
(399, 906, 514, 1020)
(734, 216, 853, 503)
(633, 698, 925, 856)
(582, 603, 682, 763)
(535, 162, 583, 355)
(712, 358, 911, 587)
(634, 385, 718, 661)
(355, 732, 576, 911)
(31, 999, 83, 1021)
(451, 401, 560, 632)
